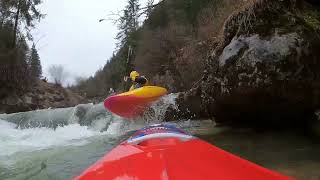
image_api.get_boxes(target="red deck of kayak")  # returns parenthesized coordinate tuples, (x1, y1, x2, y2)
(104, 95, 160, 118)
(75, 138, 294, 180)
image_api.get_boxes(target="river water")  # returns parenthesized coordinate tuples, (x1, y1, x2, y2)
(0, 94, 319, 180)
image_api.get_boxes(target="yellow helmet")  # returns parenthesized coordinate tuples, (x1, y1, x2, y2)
(130, 71, 140, 81)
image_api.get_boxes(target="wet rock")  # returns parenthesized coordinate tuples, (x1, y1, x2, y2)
(203, 32, 320, 128)
(0, 81, 88, 114)
(306, 0, 320, 6)
(22, 95, 33, 104)
(75, 105, 87, 120)
(175, 0, 320, 130)
(219, 33, 301, 68)
(312, 110, 320, 137)
(0, 93, 31, 113)
(165, 86, 209, 121)
(203, 1, 320, 129)
(53, 95, 64, 102)
(1, 93, 22, 106)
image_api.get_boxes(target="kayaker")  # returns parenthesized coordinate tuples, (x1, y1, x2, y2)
(124, 71, 148, 91)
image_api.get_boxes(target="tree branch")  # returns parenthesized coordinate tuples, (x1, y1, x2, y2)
(139, 3, 160, 11)
(100, 11, 122, 24)
(100, 0, 166, 22)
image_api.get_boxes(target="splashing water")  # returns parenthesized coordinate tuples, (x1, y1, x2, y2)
(140, 93, 179, 123)
(0, 94, 180, 179)
(0, 121, 106, 157)
(0, 93, 319, 180)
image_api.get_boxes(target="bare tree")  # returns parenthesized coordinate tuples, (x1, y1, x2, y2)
(74, 76, 87, 86)
(48, 65, 69, 85)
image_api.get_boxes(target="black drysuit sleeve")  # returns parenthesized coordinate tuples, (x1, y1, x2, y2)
(134, 76, 147, 85)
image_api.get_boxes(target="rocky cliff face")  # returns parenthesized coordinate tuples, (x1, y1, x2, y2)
(0, 81, 88, 114)
(172, 0, 320, 131)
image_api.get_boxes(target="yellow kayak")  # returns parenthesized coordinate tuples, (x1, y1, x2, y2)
(104, 86, 167, 118)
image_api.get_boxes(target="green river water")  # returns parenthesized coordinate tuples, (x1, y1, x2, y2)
(0, 95, 319, 180)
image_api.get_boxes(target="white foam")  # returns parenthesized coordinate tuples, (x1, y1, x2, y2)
(0, 120, 106, 157)
(0, 93, 181, 158)
(142, 93, 179, 122)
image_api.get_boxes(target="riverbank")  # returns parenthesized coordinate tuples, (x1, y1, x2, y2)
(0, 80, 88, 114)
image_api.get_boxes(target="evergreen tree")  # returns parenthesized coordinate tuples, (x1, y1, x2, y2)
(146, 0, 155, 18)
(10, 36, 31, 92)
(0, 1, 11, 25)
(0, 0, 43, 95)
(29, 43, 42, 80)
(183, 0, 211, 32)
(116, 0, 140, 48)
(2, 0, 44, 48)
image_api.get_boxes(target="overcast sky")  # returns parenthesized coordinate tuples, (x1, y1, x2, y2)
(32, 0, 151, 85)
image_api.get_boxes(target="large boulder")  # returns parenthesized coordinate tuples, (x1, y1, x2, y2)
(204, 32, 319, 128)
(203, 0, 320, 129)
(0, 93, 31, 113)
(174, 0, 320, 130)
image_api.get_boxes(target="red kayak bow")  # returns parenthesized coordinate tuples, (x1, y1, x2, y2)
(75, 124, 294, 180)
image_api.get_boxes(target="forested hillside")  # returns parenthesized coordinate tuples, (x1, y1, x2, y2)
(74, 0, 320, 134)
(73, 0, 247, 98)
(0, 0, 87, 113)
(0, 0, 43, 97)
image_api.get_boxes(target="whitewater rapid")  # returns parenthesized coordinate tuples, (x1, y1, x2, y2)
(0, 94, 180, 179)
(1, 94, 319, 180)
(0, 121, 107, 157)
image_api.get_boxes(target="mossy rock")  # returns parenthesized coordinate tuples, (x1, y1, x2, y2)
(301, 11, 320, 31)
